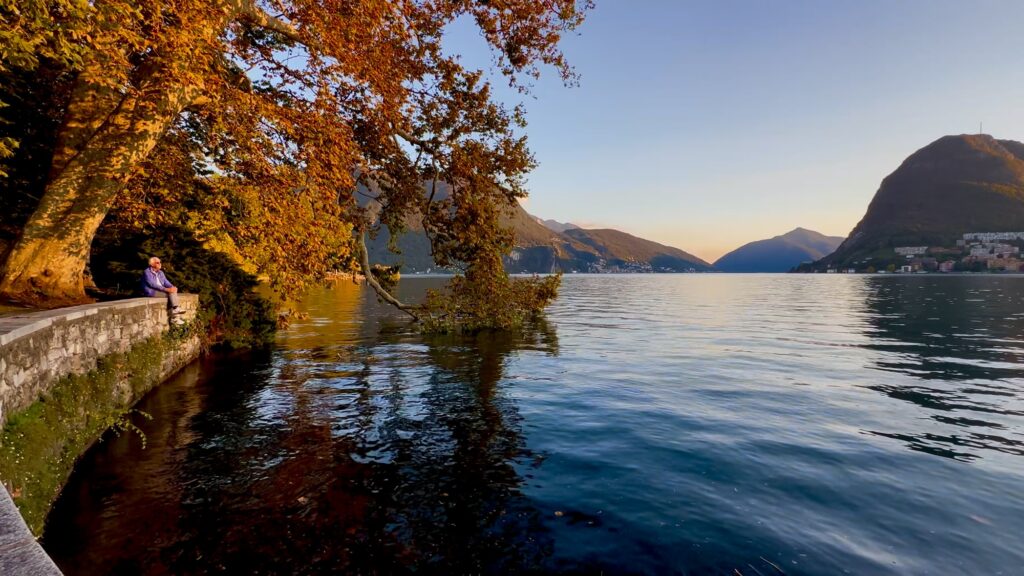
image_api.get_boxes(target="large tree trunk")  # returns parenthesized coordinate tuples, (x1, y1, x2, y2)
(0, 67, 199, 306)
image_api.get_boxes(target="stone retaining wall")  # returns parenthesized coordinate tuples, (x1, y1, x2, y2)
(0, 296, 202, 575)
(0, 296, 198, 427)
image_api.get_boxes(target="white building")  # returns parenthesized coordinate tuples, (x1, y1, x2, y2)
(970, 243, 1020, 258)
(963, 232, 1024, 242)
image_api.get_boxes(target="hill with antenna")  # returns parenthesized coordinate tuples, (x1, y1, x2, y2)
(812, 134, 1024, 269)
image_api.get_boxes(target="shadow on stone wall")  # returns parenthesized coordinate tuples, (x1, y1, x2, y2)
(91, 225, 276, 349)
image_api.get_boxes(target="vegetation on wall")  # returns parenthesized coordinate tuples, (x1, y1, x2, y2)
(0, 333, 192, 535)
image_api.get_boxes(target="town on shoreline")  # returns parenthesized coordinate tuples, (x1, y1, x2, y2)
(820, 231, 1024, 274)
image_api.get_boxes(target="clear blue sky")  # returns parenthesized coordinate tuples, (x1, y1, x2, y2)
(446, 1, 1024, 262)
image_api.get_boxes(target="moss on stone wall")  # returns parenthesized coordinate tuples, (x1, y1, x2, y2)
(0, 332, 192, 535)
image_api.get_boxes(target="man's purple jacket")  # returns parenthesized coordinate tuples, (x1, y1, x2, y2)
(141, 268, 175, 297)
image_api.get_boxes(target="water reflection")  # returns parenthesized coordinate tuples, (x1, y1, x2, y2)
(42, 276, 1024, 575)
(861, 276, 1024, 381)
(44, 281, 561, 575)
(859, 276, 1024, 461)
(365, 326, 560, 573)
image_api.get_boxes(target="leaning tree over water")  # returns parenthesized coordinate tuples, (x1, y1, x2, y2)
(0, 0, 585, 327)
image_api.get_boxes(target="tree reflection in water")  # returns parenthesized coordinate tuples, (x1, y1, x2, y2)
(43, 281, 561, 575)
(858, 276, 1024, 461)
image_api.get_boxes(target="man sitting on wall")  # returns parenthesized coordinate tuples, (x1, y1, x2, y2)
(141, 256, 183, 322)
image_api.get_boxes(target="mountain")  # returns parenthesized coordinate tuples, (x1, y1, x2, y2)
(360, 184, 708, 273)
(561, 228, 711, 271)
(535, 217, 579, 233)
(818, 134, 1024, 268)
(714, 228, 844, 272)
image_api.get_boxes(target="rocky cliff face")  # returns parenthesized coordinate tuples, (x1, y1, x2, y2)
(822, 134, 1024, 267)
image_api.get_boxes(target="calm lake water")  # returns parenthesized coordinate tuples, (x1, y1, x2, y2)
(42, 275, 1024, 575)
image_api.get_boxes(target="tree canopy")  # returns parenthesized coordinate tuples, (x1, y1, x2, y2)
(0, 0, 588, 328)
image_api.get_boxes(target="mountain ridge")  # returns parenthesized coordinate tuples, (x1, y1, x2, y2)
(714, 228, 844, 272)
(362, 184, 709, 273)
(817, 134, 1024, 269)
(563, 228, 711, 271)
(535, 217, 579, 233)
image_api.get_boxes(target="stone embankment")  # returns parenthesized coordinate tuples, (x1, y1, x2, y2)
(0, 296, 201, 575)
(0, 295, 198, 426)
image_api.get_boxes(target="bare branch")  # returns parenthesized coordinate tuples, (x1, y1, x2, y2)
(356, 232, 420, 320)
(393, 126, 429, 149)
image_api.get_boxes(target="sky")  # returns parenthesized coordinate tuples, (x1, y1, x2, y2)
(443, 0, 1024, 262)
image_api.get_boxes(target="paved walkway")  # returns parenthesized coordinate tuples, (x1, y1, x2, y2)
(0, 304, 36, 319)
(0, 489, 61, 575)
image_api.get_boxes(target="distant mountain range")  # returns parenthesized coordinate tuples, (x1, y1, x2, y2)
(815, 134, 1024, 269)
(558, 227, 711, 272)
(362, 183, 843, 274)
(362, 185, 712, 273)
(535, 217, 579, 233)
(714, 228, 844, 272)
(364, 133, 1024, 275)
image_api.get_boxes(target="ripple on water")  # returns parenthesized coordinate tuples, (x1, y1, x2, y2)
(41, 275, 1024, 575)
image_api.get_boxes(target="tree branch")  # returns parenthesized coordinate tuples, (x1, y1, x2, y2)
(233, 0, 302, 43)
(356, 231, 420, 320)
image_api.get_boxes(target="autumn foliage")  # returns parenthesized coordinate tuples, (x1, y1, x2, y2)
(0, 0, 589, 329)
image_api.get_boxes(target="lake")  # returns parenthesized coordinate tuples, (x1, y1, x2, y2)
(42, 275, 1024, 575)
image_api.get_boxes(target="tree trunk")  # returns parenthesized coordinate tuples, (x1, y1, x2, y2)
(0, 69, 200, 306)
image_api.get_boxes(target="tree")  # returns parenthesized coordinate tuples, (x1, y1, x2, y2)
(0, 0, 589, 312)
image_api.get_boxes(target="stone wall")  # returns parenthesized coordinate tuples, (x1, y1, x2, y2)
(0, 296, 202, 576)
(0, 295, 198, 427)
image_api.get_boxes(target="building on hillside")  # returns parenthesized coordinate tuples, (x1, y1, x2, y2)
(963, 232, 1024, 242)
(970, 243, 1020, 258)
(895, 246, 928, 257)
(987, 257, 1024, 272)
(910, 257, 937, 271)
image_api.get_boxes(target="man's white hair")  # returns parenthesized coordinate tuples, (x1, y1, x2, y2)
(149, 256, 161, 266)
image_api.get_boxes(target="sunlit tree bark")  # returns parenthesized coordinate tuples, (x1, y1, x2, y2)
(0, 63, 202, 303)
